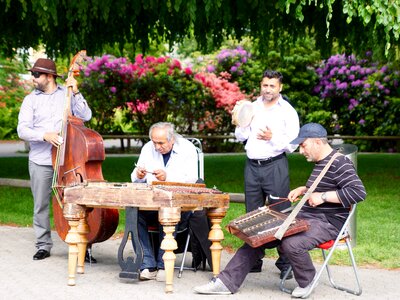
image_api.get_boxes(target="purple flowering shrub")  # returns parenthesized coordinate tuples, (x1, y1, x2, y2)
(314, 54, 400, 143)
(79, 55, 134, 133)
(213, 46, 250, 78)
(355, 68, 400, 136)
(206, 46, 263, 97)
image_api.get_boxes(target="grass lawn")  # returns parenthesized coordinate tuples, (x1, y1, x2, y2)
(1, 153, 399, 269)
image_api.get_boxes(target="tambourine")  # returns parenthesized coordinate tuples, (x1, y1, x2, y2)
(231, 100, 254, 128)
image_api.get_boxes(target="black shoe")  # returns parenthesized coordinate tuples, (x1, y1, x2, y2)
(33, 249, 50, 260)
(280, 269, 293, 280)
(85, 250, 97, 264)
(250, 259, 263, 273)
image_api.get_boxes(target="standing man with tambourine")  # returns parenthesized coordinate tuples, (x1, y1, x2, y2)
(231, 70, 300, 278)
(17, 58, 92, 261)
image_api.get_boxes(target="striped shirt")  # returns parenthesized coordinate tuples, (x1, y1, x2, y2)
(301, 150, 367, 229)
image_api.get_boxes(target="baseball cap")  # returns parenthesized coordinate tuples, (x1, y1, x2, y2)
(290, 123, 327, 144)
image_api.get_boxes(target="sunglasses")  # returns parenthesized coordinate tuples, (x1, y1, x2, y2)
(31, 71, 44, 78)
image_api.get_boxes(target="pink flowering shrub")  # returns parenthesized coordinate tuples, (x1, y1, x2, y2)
(80, 54, 247, 135)
(194, 72, 246, 132)
(0, 57, 31, 139)
(80, 55, 135, 133)
(194, 72, 244, 111)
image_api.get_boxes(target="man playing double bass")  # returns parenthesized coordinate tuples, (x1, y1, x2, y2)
(17, 58, 92, 261)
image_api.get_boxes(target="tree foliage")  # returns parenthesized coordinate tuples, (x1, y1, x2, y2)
(1, 0, 399, 60)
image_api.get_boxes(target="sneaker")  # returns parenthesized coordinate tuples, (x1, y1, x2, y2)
(193, 278, 232, 295)
(140, 268, 157, 280)
(291, 280, 318, 298)
(156, 269, 166, 282)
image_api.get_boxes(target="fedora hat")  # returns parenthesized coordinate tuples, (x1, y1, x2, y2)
(28, 58, 60, 77)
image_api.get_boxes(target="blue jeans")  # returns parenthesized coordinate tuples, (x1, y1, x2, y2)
(138, 211, 191, 270)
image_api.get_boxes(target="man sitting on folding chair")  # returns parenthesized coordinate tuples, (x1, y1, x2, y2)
(131, 122, 211, 282)
(193, 123, 366, 298)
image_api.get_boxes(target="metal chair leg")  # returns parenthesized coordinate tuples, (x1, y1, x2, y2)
(177, 231, 191, 278)
(279, 266, 294, 294)
(280, 238, 362, 298)
(323, 239, 362, 295)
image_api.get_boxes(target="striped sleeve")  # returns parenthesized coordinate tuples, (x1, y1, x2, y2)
(333, 155, 366, 207)
(306, 150, 367, 208)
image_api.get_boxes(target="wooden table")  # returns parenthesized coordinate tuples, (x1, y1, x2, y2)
(62, 181, 229, 293)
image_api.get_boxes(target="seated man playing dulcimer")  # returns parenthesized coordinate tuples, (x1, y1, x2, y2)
(194, 123, 366, 298)
(131, 122, 210, 282)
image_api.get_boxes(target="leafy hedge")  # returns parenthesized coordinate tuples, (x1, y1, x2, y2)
(1, 44, 399, 152)
(0, 57, 30, 139)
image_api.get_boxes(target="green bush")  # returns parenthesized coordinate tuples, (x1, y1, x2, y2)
(0, 57, 31, 139)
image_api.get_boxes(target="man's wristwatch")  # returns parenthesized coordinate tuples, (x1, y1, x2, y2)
(321, 192, 327, 203)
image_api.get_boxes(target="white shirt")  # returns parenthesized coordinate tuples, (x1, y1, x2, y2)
(235, 96, 299, 159)
(17, 85, 92, 165)
(131, 136, 199, 184)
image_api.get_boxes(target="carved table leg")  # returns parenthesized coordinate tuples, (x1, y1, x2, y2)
(63, 203, 87, 286)
(207, 207, 227, 277)
(76, 215, 89, 274)
(159, 207, 181, 293)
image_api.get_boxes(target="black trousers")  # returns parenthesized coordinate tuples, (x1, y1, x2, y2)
(244, 154, 291, 271)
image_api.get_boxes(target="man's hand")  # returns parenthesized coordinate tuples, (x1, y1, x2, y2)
(43, 132, 63, 147)
(135, 166, 147, 180)
(65, 77, 79, 94)
(308, 192, 325, 207)
(257, 126, 272, 141)
(153, 169, 167, 181)
(288, 186, 306, 202)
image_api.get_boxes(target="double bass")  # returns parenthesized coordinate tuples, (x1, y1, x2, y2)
(52, 51, 119, 247)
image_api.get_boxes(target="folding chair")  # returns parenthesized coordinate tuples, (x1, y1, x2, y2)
(149, 137, 204, 278)
(148, 220, 195, 278)
(280, 204, 362, 298)
(175, 137, 205, 277)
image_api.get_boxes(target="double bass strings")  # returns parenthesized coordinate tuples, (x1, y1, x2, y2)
(51, 51, 86, 209)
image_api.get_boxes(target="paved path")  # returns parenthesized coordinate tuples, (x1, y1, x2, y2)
(1, 225, 399, 300)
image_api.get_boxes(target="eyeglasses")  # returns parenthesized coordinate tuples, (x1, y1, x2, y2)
(31, 71, 44, 78)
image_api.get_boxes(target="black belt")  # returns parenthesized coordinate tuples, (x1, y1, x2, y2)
(249, 153, 286, 166)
